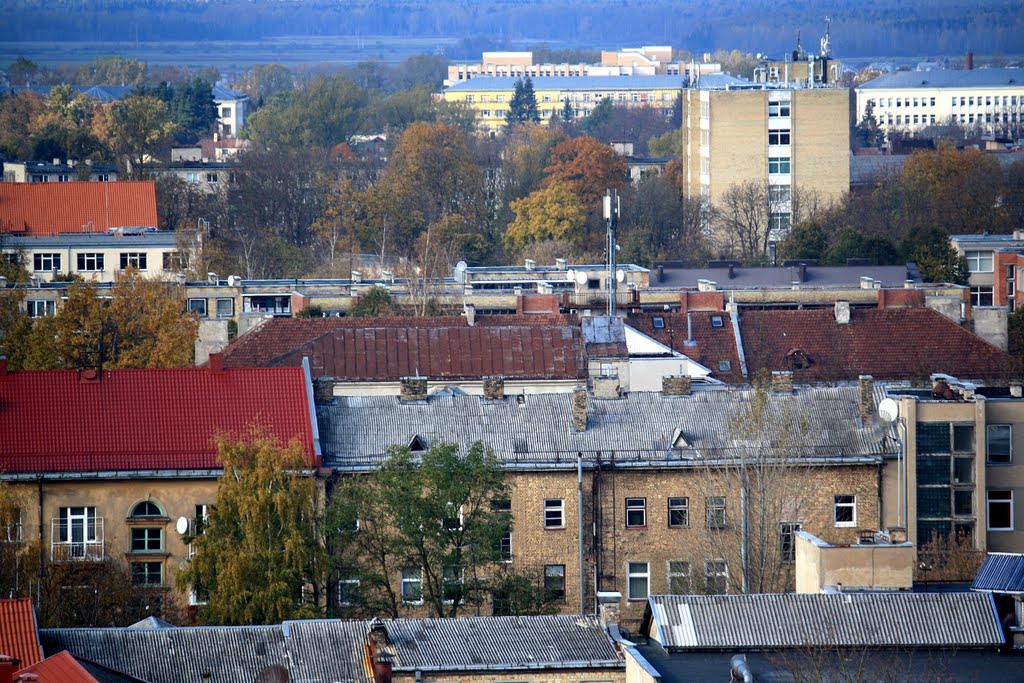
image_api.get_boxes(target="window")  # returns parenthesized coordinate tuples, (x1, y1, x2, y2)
(710, 315, 724, 328)
(988, 425, 1012, 464)
(652, 316, 665, 329)
(668, 497, 689, 528)
(206, 173, 218, 184)
(442, 566, 463, 603)
(834, 495, 856, 527)
(119, 252, 147, 270)
(768, 128, 791, 145)
(768, 157, 791, 174)
(221, 106, 232, 118)
(779, 522, 801, 564)
(769, 186, 791, 203)
(706, 496, 726, 529)
(718, 360, 732, 372)
(337, 576, 360, 606)
(627, 561, 649, 600)
(56, 506, 98, 557)
(544, 499, 565, 529)
(28, 300, 55, 318)
(186, 172, 198, 183)
(768, 100, 791, 117)
(965, 250, 994, 273)
(492, 499, 512, 561)
(2, 508, 22, 543)
(705, 560, 728, 594)
(667, 561, 690, 594)
(163, 251, 185, 271)
(76, 253, 104, 271)
(33, 253, 61, 272)
(215, 297, 234, 318)
(544, 564, 566, 601)
(768, 213, 791, 231)
(130, 528, 163, 553)
(988, 491, 1013, 530)
(130, 501, 162, 518)
(132, 561, 163, 586)
(625, 497, 646, 528)
(401, 567, 422, 603)
(971, 286, 994, 307)
(187, 298, 208, 316)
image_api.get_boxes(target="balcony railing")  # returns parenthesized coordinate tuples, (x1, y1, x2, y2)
(50, 518, 105, 561)
(564, 290, 639, 308)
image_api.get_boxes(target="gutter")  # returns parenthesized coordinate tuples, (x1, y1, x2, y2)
(729, 304, 748, 379)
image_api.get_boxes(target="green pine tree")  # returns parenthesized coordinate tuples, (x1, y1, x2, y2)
(507, 77, 540, 130)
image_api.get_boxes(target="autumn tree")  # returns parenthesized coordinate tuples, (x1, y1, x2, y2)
(543, 135, 627, 225)
(506, 77, 541, 130)
(17, 269, 198, 370)
(232, 64, 295, 107)
(0, 259, 32, 367)
(313, 176, 360, 277)
(714, 180, 779, 263)
(501, 124, 565, 206)
(618, 170, 709, 265)
(505, 181, 587, 252)
(94, 94, 176, 176)
(244, 75, 368, 148)
(900, 145, 1006, 233)
(0, 91, 46, 160)
(179, 432, 327, 625)
(330, 441, 512, 618)
(7, 57, 39, 86)
(0, 480, 38, 603)
(902, 227, 970, 284)
(349, 285, 395, 318)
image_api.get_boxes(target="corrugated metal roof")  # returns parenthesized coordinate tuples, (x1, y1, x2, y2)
(971, 553, 1024, 593)
(647, 593, 1004, 650)
(1, 232, 177, 248)
(0, 598, 43, 667)
(0, 367, 317, 474)
(858, 68, 1024, 89)
(42, 616, 621, 683)
(317, 386, 893, 470)
(0, 182, 159, 236)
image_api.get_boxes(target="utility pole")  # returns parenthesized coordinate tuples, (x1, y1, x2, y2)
(604, 189, 619, 317)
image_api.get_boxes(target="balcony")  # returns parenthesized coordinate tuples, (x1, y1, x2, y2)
(50, 518, 105, 561)
(563, 289, 638, 308)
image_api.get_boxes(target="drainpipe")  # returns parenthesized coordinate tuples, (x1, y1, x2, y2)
(578, 452, 585, 616)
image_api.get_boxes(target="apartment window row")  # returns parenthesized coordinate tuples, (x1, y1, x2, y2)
(187, 298, 236, 318)
(951, 95, 1020, 108)
(31, 252, 155, 273)
(870, 96, 937, 109)
(626, 559, 729, 600)
(883, 114, 936, 126)
(971, 286, 994, 307)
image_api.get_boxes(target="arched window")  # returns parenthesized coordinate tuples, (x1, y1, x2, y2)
(130, 501, 163, 518)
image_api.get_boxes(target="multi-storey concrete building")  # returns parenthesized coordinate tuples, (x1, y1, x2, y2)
(856, 68, 1024, 136)
(679, 83, 850, 241)
(2, 160, 118, 183)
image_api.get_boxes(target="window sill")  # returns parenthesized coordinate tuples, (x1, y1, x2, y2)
(987, 528, 1014, 532)
(125, 551, 171, 558)
(544, 526, 566, 531)
(834, 523, 856, 528)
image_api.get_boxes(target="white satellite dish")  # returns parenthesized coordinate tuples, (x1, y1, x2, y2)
(575, 270, 589, 285)
(616, 269, 625, 283)
(455, 261, 467, 272)
(227, 275, 241, 287)
(566, 268, 576, 282)
(878, 398, 899, 423)
(175, 516, 190, 535)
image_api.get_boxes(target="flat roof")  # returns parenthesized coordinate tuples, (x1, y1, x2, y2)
(859, 68, 1024, 90)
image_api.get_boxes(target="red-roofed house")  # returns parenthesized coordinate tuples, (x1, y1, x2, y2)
(0, 598, 43, 669)
(0, 182, 158, 236)
(14, 651, 102, 682)
(0, 362, 318, 607)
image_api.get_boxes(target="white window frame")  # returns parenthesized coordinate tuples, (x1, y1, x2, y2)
(627, 561, 649, 601)
(215, 297, 235, 318)
(187, 298, 208, 317)
(401, 567, 423, 604)
(442, 565, 464, 604)
(33, 253, 61, 272)
(667, 560, 690, 594)
(965, 250, 994, 273)
(625, 497, 646, 528)
(987, 490, 1013, 531)
(971, 286, 994, 307)
(668, 497, 689, 528)
(337, 576, 360, 606)
(119, 252, 148, 271)
(2, 508, 22, 543)
(768, 156, 791, 174)
(834, 495, 856, 527)
(705, 559, 728, 594)
(76, 253, 104, 272)
(987, 425, 1012, 464)
(27, 300, 56, 318)
(544, 499, 565, 529)
(706, 496, 726, 529)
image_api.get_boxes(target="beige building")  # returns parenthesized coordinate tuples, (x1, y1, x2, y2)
(680, 83, 850, 251)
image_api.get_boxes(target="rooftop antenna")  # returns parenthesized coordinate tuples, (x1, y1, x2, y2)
(820, 16, 831, 58)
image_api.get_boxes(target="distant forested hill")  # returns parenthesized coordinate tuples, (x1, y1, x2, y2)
(1, 0, 1021, 58)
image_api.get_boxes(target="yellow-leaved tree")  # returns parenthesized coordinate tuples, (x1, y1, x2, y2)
(505, 181, 587, 252)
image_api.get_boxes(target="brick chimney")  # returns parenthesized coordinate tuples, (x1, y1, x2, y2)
(571, 387, 588, 432)
(400, 376, 428, 402)
(0, 656, 19, 683)
(771, 370, 793, 393)
(208, 352, 224, 373)
(662, 375, 692, 395)
(858, 375, 874, 422)
(463, 303, 476, 327)
(482, 376, 505, 400)
(0, 356, 7, 375)
(593, 375, 622, 400)
(834, 301, 850, 324)
(366, 619, 393, 683)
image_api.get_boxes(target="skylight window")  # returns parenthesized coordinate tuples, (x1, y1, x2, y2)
(652, 316, 665, 329)
(710, 315, 725, 328)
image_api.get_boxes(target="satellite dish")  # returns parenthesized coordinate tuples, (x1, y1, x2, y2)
(227, 275, 241, 287)
(566, 268, 576, 282)
(455, 261, 467, 272)
(616, 269, 625, 283)
(175, 517, 190, 535)
(878, 398, 899, 423)
(575, 270, 589, 285)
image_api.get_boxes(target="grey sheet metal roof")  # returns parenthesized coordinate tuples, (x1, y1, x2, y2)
(43, 616, 621, 683)
(317, 386, 893, 471)
(971, 552, 1024, 594)
(858, 68, 1024, 89)
(646, 593, 1004, 650)
(445, 75, 686, 91)
(41, 625, 289, 683)
(656, 264, 915, 288)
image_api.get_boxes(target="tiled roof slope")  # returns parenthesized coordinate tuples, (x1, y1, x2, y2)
(14, 651, 104, 682)
(0, 367, 316, 474)
(42, 615, 621, 683)
(0, 182, 158, 236)
(221, 316, 587, 380)
(317, 386, 893, 470)
(740, 308, 1017, 382)
(627, 311, 744, 383)
(971, 553, 1024, 593)
(646, 593, 1004, 649)
(0, 598, 43, 667)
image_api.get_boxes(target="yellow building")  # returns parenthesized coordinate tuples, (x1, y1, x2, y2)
(442, 75, 685, 133)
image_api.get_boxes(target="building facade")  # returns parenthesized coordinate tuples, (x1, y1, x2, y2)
(2, 231, 184, 284)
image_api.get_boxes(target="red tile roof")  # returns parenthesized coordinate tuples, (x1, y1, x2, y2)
(0, 367, 317, 474)
(15, 651, 99, 682)
(0, 182, 158, 236)
(627, 311, 745, 383)
(279, 325, 586, 380)
(0, 598, 43, 668)
(740, 307, 1018, 382)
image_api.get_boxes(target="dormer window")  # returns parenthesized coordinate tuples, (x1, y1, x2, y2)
(671, 428, 690, 449)
(710, 315, 724, 328)
(408, 434, 428, 452)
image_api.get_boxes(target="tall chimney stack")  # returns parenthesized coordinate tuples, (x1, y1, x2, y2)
(571, 387, 588, 432)
(965, 51, 974, 71)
